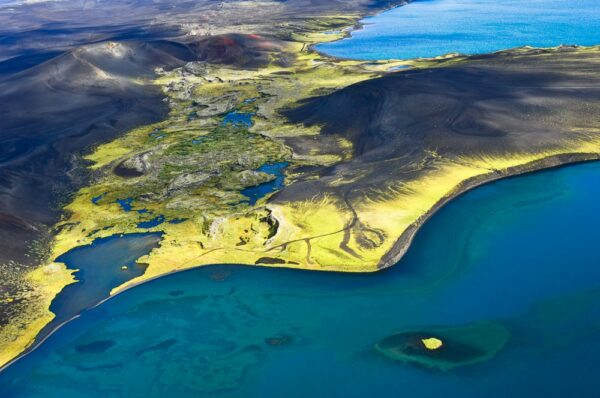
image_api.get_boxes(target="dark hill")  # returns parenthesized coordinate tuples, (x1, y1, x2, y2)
(0, 40, 193, 267)
(190, 34, 294, 68)
(277, 48, 600, 218)
(0, 32, 294, 268)
(282, 49, 600, 159)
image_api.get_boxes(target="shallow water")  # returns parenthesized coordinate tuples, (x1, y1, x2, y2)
(2, 162, 600, 397)
(116, 197, 134, 212)
(317, 0, 600, 60)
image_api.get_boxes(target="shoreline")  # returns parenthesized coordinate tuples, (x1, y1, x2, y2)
(2, 151, 599, 374)
(378, 152, 600, 268)
(3, 0, 600, 375)
(309, 1, 413, 61)
(1, 2, 417, 372)
(310, 0, 599, 64)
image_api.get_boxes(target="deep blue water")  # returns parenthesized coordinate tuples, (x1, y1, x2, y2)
(48, 233, 162, 328)
(116, 197, 134, 212)
(221, 111, 253, 128)
(137, 215, 165, 229)
(2, 0, 600, 395)
(90, 193, 105, 205)
(240, 162, 288, 205)
(2, 161, 600, 397)
(317, 0, 600, 60)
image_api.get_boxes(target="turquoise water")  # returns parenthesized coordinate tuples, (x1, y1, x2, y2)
(317, 0, 600, 60)
(2, 162, 600, 397)
(3, 1, 600, 394)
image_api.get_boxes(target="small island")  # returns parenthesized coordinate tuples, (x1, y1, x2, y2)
(375, 322, 510, 371)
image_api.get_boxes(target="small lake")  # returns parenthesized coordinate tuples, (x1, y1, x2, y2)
(221, 111, 253, 128)
(2, 161, 599, 397)
(47, 233, 162, 328)
(317, 0, 600, 60)
(241, 162, 288, 205)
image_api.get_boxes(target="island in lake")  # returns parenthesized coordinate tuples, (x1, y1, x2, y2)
(0, 0, 600, 394)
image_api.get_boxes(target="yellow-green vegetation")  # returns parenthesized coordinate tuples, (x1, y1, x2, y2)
(3, 13, 600, 369)
(0, 17, 413, 368)
(0, 262, 75, 369)
(39, 25, 420, 289)
(422, 337, 444, 350)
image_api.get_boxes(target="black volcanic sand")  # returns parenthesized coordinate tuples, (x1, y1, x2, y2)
(0, 26, 313, 332)
(0, 25, 183, 78)
(375, 322, 510, 371)
(0, 0, 404, 73)
(0, 40, 188, 324)
(0, 0, 408, 362)
(1, 0, 598, 363)
(0, 32, 294, 269)
(0, 40, 187, 270)
(0, 0, 409, 272)
(278, 48, 600, 261)
(190, 34, 295, 69)
(283, 47, 600, 158)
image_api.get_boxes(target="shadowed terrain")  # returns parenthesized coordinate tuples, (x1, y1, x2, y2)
(284, 48, 600, 158)
(0, 0, 406, 73)
(0, 33, 298, 274)
(191, 34, 295, 69)
(0, 40, 194, 272)
(0, 0, 407, 356)
(279, 47, 600, 266)
(0, 0, 403, 272)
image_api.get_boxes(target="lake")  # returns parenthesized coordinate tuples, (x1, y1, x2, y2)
(1, 161, 599, 397)
(317, 0, 600, 60)
(240, 162, 289, 206)
(47, 233, 162, 329)
(2, 0, 600, 395)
